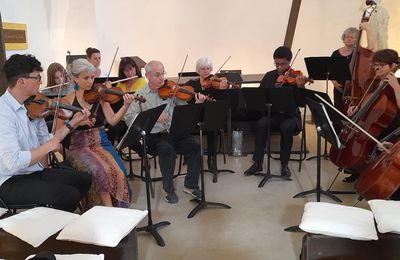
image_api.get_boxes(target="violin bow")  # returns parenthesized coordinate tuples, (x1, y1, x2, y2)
(214, 56, 231, 75)
(167, 54, 189, 115)
(314, 93, 389, 153)
(93, 46, 119, 117)
(51, 50, 70, 134)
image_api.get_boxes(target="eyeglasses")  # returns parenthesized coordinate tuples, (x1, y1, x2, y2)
(152, 72, 166, 78)
(370, 63, 388, 69)
(24, 75, 42, 81)
(274, 62, 289, 67)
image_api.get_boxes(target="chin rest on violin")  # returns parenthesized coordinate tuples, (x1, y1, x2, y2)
(84, 83, 146, 104)
(24, 93, 83, 120)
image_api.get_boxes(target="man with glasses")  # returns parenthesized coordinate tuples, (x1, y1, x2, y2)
(244, 46, 307, 178)
(0, 54, 92, 212)
(125, 60, 207, 204)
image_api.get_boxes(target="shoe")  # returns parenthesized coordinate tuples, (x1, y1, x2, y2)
(207, 156, 217, 172)
(244, 162, 262, 176)
(184, 188, 202, 198)
(343, 173, 359, 183)
(164, 191, 179, 204)
(281, 164, 291, 178)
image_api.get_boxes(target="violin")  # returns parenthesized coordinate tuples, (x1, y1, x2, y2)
(24, 93, 83, 120)
(275, 68, 313, 87)
(201, 74, 240, 89)
(83, 83, 146, 104)
(158, 80, 197, 101)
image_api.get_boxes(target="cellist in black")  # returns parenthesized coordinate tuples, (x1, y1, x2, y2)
(339, 49, 400, 182)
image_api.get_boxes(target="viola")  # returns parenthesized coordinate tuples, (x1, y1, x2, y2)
(83, 83, 146, 104)
(355, 139, 400, 200)
(24, 93, 83, 120)
(275, 69, 313, 87)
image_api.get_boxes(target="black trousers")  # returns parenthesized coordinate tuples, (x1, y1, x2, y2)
(0, 168, 91, 212)
(252, 114, 299, 165)
(147, 133, 201, 194)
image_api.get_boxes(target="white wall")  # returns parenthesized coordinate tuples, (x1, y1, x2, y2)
(1, 0, 399, 87)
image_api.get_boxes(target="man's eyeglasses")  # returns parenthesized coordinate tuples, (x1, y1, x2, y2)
(274, 62, 289, 67)
(24, 75, 42, 81)
(152, 72, 166, 77)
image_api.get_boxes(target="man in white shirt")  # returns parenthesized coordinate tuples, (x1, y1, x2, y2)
(0, 54, 92, 212)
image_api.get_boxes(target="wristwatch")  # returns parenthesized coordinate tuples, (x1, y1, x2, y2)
(64, 120, 74, 132)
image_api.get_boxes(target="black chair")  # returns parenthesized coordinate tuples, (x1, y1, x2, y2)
(269, 105, 308, 172)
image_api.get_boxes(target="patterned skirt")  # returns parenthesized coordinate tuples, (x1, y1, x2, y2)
(67, 127, 131, 209)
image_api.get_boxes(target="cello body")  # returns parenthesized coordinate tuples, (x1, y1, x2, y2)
(329, 83, 398, 170)
(355, 140, 400, 200)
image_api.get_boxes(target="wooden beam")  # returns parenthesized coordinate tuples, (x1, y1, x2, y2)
(284, 0, 302, 48)
(0, 12, 7, 95)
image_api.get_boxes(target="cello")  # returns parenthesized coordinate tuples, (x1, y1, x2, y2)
(355, 138, 400, 200)
(342, 3, 377, 110)
(329, 74, 398, 170)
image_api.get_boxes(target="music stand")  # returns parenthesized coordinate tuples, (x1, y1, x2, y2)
(170, 102, 232, 219)
(117, 104, 171, 247)
(256, 87, 297, 187)
(304, 56, 351, 159)
(292, 97, 342, 203)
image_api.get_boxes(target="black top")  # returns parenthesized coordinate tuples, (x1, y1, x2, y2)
(72, 97, 106, 130)
(331, 49, 352, 87)
(259, 69, 302, 129)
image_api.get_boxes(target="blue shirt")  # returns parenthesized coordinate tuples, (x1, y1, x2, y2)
(0, 90, 50, 186)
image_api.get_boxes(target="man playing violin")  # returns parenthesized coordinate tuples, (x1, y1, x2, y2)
(244, 46, 308, 178)
(0, 54, 92, 212)
(125, 60, 207, 204)
(185, 57, 228, 174)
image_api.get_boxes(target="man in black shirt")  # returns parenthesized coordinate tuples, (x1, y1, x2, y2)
(244, 46, 307, 177)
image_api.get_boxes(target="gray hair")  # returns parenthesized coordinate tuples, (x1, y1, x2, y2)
(195, 57, 213, 73)
(144, 60, 162, 74)
(66, 58, 96, 78)
(341, 27, 359, 41)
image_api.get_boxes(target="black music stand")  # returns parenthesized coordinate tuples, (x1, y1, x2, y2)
(170, 102, 232, 219)
(256, 87, 297, 187)
(304, 56, 351, 159)
(117, 104, 170, 247)
(292, 97, 342, 203)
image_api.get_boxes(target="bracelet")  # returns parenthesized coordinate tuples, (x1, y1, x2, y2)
(65, 122, 74, 132)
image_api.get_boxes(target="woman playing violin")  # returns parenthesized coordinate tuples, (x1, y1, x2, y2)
(185, 57, 228, 173)
(186, 57, 229, 91)
(41, 62, 73, 96)
(59, 58, 136, 208)
(244, 46, 308, 178)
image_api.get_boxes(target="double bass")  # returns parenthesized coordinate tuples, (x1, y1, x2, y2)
(342, 3, 377, 109)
